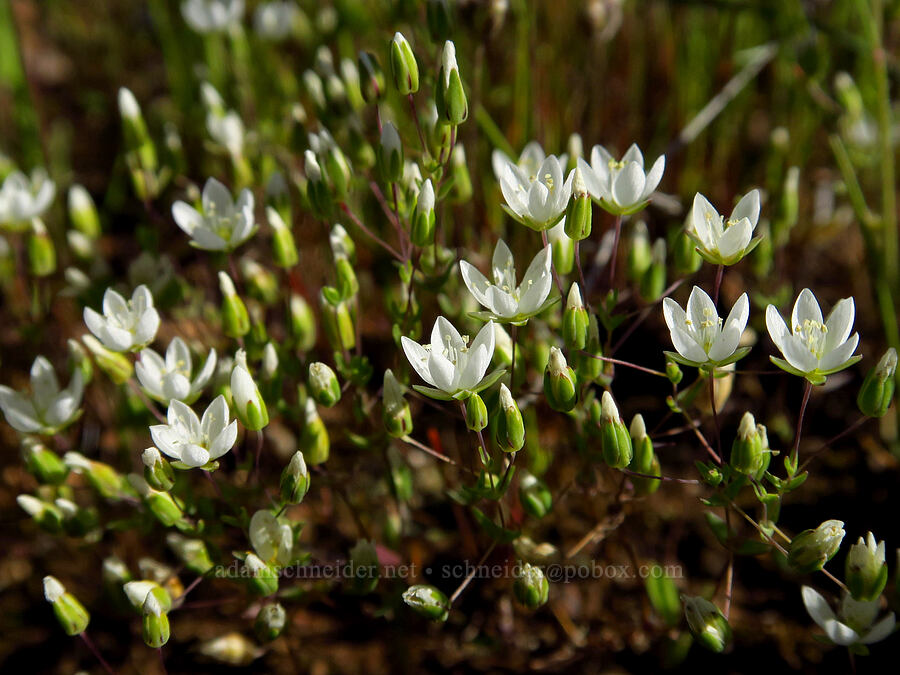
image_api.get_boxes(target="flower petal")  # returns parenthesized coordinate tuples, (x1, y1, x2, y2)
(716, 218, 751, 262)
(0, 386, 42, 432)
(862, 613, 896, 644)
(792, 289, 823, 331)
(401, 336, 434, 387)
(209, 420, 238, 460)
(819, 333, 859, 372)
(611, 162, 646, 208)
(428, 352, 457, 393)
(765, 305, 790, 353)
(730, 189, 760, 228)
(824, 297, 855, 352)
(802, 586, 836, 630)
(459, 261, 491, 309)
(643, 155, 665, 197)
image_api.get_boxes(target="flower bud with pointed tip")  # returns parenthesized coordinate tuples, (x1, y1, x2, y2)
(451, 145, 473, 201)
(519, 472, 552, 519)
(28, 220, 56, 277)
(402, 584, 449, 622)
(68, 184, 101, 238)
(788, 519, 845, 574)
(244, 553, 279, 596)
(378, 122, 404, 183)
(81, 334, 133, 384)
(358, 51, 385, 103)
(435, 41, 467, 125)
(498, 384, 525, 451)
(411, 179, 436, 247)
(563, 284, 589, 350)
(390, 32, 419, 95)
(383, 369, 413, 438)
(231, 350, 269, 431)
(22, 439, 69, 485)
(304, 150, 331, 216)
(857, 348, 896, 418)
(683, 596, 731, 652)
(261, 342, 279, 381)
(628, 414, 660, 495)
(300, 398, 330, 465)
(626, 222, 652, 281)
(102, 556, 132, 587)
(128, 474, 186, 527)
(65, 451, 124, 500)
(118, 87, 157, 172)
(280, 451, 310, 504)
(18, 494, 63, 532)
(639, 238, 666, 302)
(513, 562, 549, 609)
(564, 168, 592, 240)
(44, 576, 90, 636)
(465, 392, 488, 432)
(167, 533, 214, 575)
(320, 289, 356, 352)
(599, 391, 633, 468)
(543, 347, 578, 412)
(141, 592, 170, 648)
(255, 603, 287, 642)
(846, 532, 888, 602)
(673, 227, 702, 275)
(289, 294, 317, 351)
(218, 271, 250, 338)
(142, 446, 175, 491)
(267, 207, 298, 268)
(730, 412, 765, 476)
(665, 359, 683, 385)
(308, 362, 341, 407)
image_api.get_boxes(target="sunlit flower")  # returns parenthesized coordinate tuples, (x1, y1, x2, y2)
(686, 190, 761, 266)
(172, 177, 256, 252)
(181, 0, 244, 33)
(460, 240, 556, 325)
(766, 289, 860, 384)
(135, 337, 217, 404)
(149, 396, 237, 469)
(576, 143, 664, 216)
(249, 510, 296, 567)
(801, 586, 895, 647)
(491, 142, 567, 186)
(401, 317, 502, 400)
(84, 285, 160, 352)
(0, 356, 83, 434)
(499, 155, 573, 231)
(0, 168, 56, 229)
(662, 286, 750, 369)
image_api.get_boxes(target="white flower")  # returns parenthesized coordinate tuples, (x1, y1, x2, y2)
(181, 0, 244, 33)
(231, 349, 269, 430)
(253, 1, 298, 40)
(491, 141, 568, 186)
(84, 284, 160, 352)
(135, 337, 217, 404)
(460, 240, 556, 325)
(149, 396, 237, 468)
(0, 356, 83, 434)
(499, 154, 573, 231)
(401, 317, 501, 400)
(171, 177, 256, 252)
(766, 289, 860, 384)
(207, 111, 245, 157)
(662, 286, 750, 369)
(576, 143, 664, 216)
(686, 190, 761, 266)
(249, 510, 295, 567)
(0, 168, 56, 228)
(801, 586, 896, 647)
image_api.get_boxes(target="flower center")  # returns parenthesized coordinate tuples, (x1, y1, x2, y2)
(795, 319, 828, 359)
(441, 334, 469, 366)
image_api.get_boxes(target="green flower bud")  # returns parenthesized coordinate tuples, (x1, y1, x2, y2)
(499, 383, 525, 452)
(425, 101, 454, 164)
(18, 494, 63, 533)
(81, 334, 133, 384)
(118, 87, 157, 172)
(518, 472, 552, 519)
(68, 184, 101, 238)
(22, 439, 69, 485)
(308, 362, 341, 407)
(390, 32, 419, 95)
(513, 562, 549, 609)
(231, 350, 269, 431)
(142, 447, 175, 491)
(411, 179, 436, 247)
(383, 369, 413, 438)
(348, 539, 380, 594)
(451, 145, 473, 202)
(124, 580, 172, 614)
(261, 342, 279, 382)
(857, 348, 896, 418)
(67, 230, 95, 261)
(141, 592, 170, 648)
(665, 359, 683, 385)
(244, 553, 279, 596)
(358, 51, 385, 103)
(378, 122, 404, 183)
(672, 228, 702, 275)
(639, 238, 666, 302)
(240, 259, 279, 306)
(167, 533, 215, 575)
(300, 398, 330, 465)
(626, 222, 652, 281)
(543, 347, 578, 412)
(730, 412, 766, 476)
(218, 271, 250, 338)
(102, 556, 132, 588)
(548, 221, 574, 275)
(599, 391, 633, 468)
(563, 283, 589, 350)
(426, 0, 453, 42)
(65, 451, 124, 500)
(304, 150, 332, 216)
(43, 576, 90, 636)
(255, 603, 287, 642)
(566, 133, 583, 171)
(402, 584, 449, 622)
(465, 392, 489, 432)
(628, 414, 661, 495)
(54, 497, 98, 537)
(335, 256, 359, 299)
(320, 289, 356, 352)
(329, 223, 356, 263)
(644, 564, 681, 628)
(683, 596, 732, 653)
(564, 168, 592, 240)
(28, 220, 56, 277)
(835, 71, 864, 119)
(787, 519, 845, 574)
(128, 474, 186, 528)
(280, 451, 310, 504)
(289, 294, 317, 352)
(845, 532, 888, 602)
(435, 41, 467, 125)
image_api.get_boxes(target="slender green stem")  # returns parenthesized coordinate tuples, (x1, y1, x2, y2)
(790, 381, 813, 466)
(448, 541, 497, 605)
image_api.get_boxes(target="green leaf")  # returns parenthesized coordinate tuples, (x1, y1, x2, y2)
(471, 506, 519, 543)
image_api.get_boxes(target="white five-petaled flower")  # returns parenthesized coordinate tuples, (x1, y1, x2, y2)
(576, 143, 664, 216)
(0, 356, 84, 434)
(149, 395, 237, 469)
(499, 154, 573, 231)
(460, 240, 556, 325)
(401, 317, 500, 400)
(0, 168, 56, 228)
(663, 286, 750, 369)
(172, 178, 256, 252)
(84, 284, 160, 352)
(491, 142, 568, 187)
(249, 510, 295, 567)
(766, 289, 860, 384)
(686, 190, 761, 266)
(181, 0, 244, 33)
(135, 337, 217, 404)
(801, 586, 895, 647)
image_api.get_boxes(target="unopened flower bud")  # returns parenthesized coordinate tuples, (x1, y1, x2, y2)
(390, 32, 419, 95)
(599, 391, 633, 468)
(498, 383, 525, 451)
(68, 184, 101, 238)
(261, 342, 279, 380)
(563, 284, 589, 350)
(118, 87, 157, 172)
(255, 603, 287, 642)
(320, 289, 356, 352)
(857, 348, 897, 418)
(383, 369, 413, 437)
(167, 533, 215, 575)
(411, 179, 436, 247)
(435, 41, 467, 125)
(102, 556, 132, 587)
(28, 220, 56, 277)
(65, 451, 124, 500)
(142, 446, 175, 491)
(22, 439, 69, 485)
(543, 347, 578, 412)
(280, 451, 310, 504)
(626, 222, 652, 281)
(231, 350, 269, 431)
(300, 398, 330, 465)
(308, 362, 341, 407)
(289, 294, 317, 351)
(141, 592, 170, 648)
(564, 168, 592, 240)
(519, 472, 552, 519)
(304, 150, 331, 216)
(845, 532, 888, 602)
(123, 580, 172, 614)
(334, 256, 359, 299)
(465, 392, 488, 432)
(513, 562, 549, 609)
(81, 334, 132, 384)
(673, 228, 702, 275)
(730, 412, 766, 476)
(218, 271, 250, 338)
(244, 553, 279, 596)
(323, 145, 352, 201)
(628, 414, 661, 495)
(128, 474, 186, 528)
(683, 596, 731, 653)
(18, 494, 63, 532)
(358, 51, 385, 103)
(548, 221, 574, 275)
(639, 238, 666, 302)
(402, 584, 449, 622)
(378, 121, 404, 183)
(68, 338, 93, 385)
(451, 145, 473, 201)
(788, 519, 845, 574)
(665, 359, 683, 385)
(44, 576, 90, 636)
